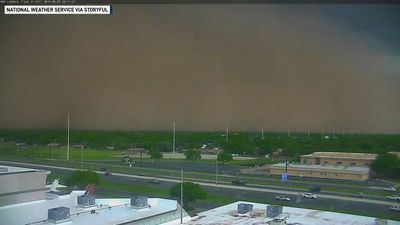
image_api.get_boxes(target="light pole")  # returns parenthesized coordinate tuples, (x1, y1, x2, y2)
(173, 122, 176, 154)
(180, 169, 183, 224)
(67, 114, 70, 161)
(215, 156, 218, 185)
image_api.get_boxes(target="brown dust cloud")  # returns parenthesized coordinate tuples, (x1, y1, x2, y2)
(0, 5, 399, 133)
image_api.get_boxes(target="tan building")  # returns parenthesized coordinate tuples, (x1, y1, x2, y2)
(269, 163, 370, 181)
(300, 152, 377, 167)
(388, 151, 400, 159)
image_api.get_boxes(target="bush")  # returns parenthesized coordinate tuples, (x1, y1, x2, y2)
(65, 170, 99, 188)
(170, 182, 207, 208)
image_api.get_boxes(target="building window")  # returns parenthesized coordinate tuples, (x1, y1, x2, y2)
(303, 159, 308, 164)
(365, 163, 370, 166)
(335, 173, 338, 176)
(350, 162, 356, 166)
(337, 162, 342, 165)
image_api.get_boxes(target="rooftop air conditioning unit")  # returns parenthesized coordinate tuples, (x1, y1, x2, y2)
(266, 205, 283, 218)
(77, 194, 96, 207)
(131, 196, 148, 209)
(48, 206, 70, 224)
(237, 203, 253, 214)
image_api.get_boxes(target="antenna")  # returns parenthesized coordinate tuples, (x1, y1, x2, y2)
(67, 114, 70, 161)
(173, 122, 176, 154)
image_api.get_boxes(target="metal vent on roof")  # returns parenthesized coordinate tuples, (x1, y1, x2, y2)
(237, 203, 253, 214)
(48, 206, 70, 224)
(131, 196, 148, 209)
(266, 205, 283, 218)
(77, 195, 96, 207)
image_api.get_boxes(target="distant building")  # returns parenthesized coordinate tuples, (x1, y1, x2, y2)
(300, 152, 377, 167)
(72, 144, 85, 149)
(269, 163, 370, 181)
(388, 151, 400, 159)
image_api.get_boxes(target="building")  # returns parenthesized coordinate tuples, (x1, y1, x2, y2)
(0, 165, 48, 206)
(183, 201, 399, 225)
(0, 164, 190, 225)
(389, 151, 400, 159)
(269, 163, 370, 181)
(300, 152, 377, 167)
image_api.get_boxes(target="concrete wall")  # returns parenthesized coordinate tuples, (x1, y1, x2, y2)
(0, 171, 47, 206)
(269, 167, 369, 181)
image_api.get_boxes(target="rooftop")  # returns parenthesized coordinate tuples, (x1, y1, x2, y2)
(0, 190, 189, 225)
(0, 165, 45, 175)
(184, 201, 399, 225)
(301, 152, 377, 160)
(270, 163, 370, 173)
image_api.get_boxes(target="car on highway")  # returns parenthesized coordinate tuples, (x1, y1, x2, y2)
(231, 179, 247, 185)
(276, 195, 291, 201)
(352, 192, 365, 198)
(386, 195, 400, 201)
(104, 172, 112, 176)
(390, 205, 400, 212)
(383, 187, 396, 192)
(302, 193, 317, 199)
(148, 179, 160, 184)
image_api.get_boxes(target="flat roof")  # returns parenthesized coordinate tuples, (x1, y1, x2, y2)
(184, 201, 399, 225)
(0, 191, 186, 225)
(0, 165, 44, 175)
(301, 152, 377, 160)
(270, 163, 370, 173)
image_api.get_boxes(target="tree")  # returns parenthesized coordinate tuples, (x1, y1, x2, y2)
(184, 149, 201, 162)
(170, 182, 207, 208)
(150, 149, 163, 161)
(371, 153, 400, 179)
(65, 170, 99, 188)
(217, 151, 233, 164)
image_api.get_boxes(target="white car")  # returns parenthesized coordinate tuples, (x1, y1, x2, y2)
(302, 193, 317, 199)
(390, 205, 400, 212)
(383, 187, 396, 192)
(276, 195, 291, 201)
(387, 195, 400, 200)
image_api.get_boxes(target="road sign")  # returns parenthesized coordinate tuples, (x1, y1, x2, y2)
(281, 173, 288, 182)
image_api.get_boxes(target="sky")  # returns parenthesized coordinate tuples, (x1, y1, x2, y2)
(0, 4, 399, 133)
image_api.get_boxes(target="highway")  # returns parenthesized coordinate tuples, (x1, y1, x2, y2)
(1, 160, 399, 220)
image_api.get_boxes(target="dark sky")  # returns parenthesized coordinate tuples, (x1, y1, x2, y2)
(0, 5, 399, 133)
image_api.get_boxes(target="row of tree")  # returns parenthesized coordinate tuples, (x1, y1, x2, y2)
(371, 153, 400, 179)
(2, 129, 398, 156)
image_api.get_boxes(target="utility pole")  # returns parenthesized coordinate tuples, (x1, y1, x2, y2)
(226, 126, 229, 142)
(307, 131, 310, 139)
(261, 128, 264, 140)
(67, 114, 70, 161)
(180, 169, 183, 224)
(288, 129, 291, 137)
(173, 122, 176, 154)
(215, 157, 218, 185)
